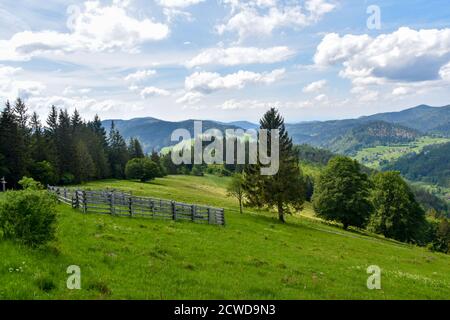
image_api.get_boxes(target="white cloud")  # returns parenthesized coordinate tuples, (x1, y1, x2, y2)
(176, 91, 204, 105)
(63, 86, 92, 95)
(157, 0, 205, 8)
(439, 62, 450, 81)
(314, 93, 327, 102)
(218, 98, 272, 110)
(185, 68, 285, 93)
(314, 27, 450, 85)
(302, 79, 327, 93)
(218, 0, 335, 41)
(0, 65, 45, 100)
(392, 87, 412, 96)
(186, 46, 295, 67)
(0, 1, 169, 61)
(140, 86, 170, 98)
(124, 69, 157, 83)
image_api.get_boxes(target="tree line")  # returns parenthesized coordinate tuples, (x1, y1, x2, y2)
(0, 98, 166, 187)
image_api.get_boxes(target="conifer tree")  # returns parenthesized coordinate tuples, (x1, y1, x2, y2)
(243, 108, 306, 223)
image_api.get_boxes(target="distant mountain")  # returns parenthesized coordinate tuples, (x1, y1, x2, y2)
(286, 105, 450, 153)
(327, 121, 421, 155)
(102, 104, 449, 154)
(361, 104, 450, 135)
(227, 121, 259, 130)
(102, 117, 241, 153)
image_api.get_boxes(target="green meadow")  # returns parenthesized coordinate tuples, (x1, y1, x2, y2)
(354, 136, 450, 169)
(0, 175, 449, 299)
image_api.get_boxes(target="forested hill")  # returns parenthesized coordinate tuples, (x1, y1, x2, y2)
(103, 105, 449, 154)
(328, 121, 421, 155)
(386, 142, 450, 188)
(102, 118, 241, 152)
(361, 104, 450, 135)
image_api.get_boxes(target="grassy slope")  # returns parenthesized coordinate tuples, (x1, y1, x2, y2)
(354, 136, 450, 170)
(1, 175, 449, 300)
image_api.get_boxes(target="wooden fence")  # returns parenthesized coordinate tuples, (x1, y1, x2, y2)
(48, 186, 225, 226)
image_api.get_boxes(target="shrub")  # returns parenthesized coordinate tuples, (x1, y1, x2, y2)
(125, 158, 159, 182)
(0, 190, 58, 247)
(19, 176, 44, 190)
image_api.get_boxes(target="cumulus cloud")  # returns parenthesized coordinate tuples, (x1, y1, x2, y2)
(185, 68, 285, 94)
(176, 91, 204, 105)
(392, 87, 412, 96)
(217, 0, 335, 40)
(124, 69, 157, 83)
(0, 1, 169, 61)
(140, 86, 170, 98)
(156, 0, 205, 8)
(314, 27, 450, 86)
(302, 79, 327, 93)
(0, 65, 45, 100)
(186, 46, 295, 67)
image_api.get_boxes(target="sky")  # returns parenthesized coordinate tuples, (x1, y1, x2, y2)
(0, 0, 450, 123)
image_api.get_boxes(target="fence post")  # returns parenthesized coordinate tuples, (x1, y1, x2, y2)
(221, 209, 225, 226)
(191, 205, 195, 222)
(82, 191, 87, 213)
(171, 201, 176, 220)
(128, 196, 133, 217)
(207, 208, 212, 224)
(75, 190, 79, 209)
(109, 192, 114, 215)
(149, 200, 155, 216)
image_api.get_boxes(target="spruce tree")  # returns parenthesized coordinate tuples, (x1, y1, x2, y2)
(0, 101, 28, 187)
(108, 122, 129, 178)
(243, 108, 306, 223)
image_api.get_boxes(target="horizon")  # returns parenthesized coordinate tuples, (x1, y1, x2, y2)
(0, 1, 450, 123)
(97, 103, 450, 124)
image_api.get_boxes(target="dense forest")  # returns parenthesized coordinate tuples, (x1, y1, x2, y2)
(0, 98, 152, 188)
(386, 142, 450, 187)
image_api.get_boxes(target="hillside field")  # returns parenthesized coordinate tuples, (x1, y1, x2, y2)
(353, 136, 450, 169)
(0, 175, 449, 299)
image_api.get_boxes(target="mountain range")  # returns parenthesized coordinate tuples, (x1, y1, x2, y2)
(103, 104, 450, 153)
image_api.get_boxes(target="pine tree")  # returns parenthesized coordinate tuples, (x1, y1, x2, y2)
(0, 101, 28, 187)
(56, 109, 76, 178)
(74, 141, 95, 183)
(128, 138, 145, 159)
(243, 108, 306, 223)
(108, 122, 129, 178)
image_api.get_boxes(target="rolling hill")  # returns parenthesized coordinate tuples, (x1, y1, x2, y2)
(328, 121, 421, 155)
(286, 105, 450, 153)
(102, 118, 241, 153)
(103, 105, 449, 154)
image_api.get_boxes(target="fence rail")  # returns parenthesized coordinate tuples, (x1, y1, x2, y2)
(48, 186, 225, 226)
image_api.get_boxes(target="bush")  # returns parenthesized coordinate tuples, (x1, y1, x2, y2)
(125, 158, 159, 182)
(19, 176, 44, 190)
(0, 190, 58, 247)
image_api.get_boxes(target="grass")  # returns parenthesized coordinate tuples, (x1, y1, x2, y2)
(0, 175, 449, 299)
(354, 136, 450, 170)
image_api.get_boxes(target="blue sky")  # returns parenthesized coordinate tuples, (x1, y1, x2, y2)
(0, 0, 450, 123)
